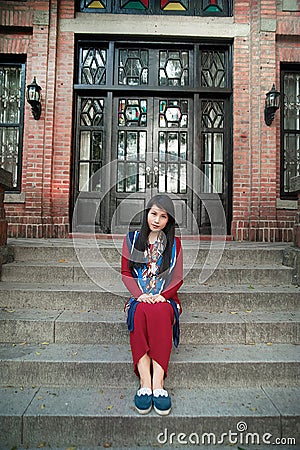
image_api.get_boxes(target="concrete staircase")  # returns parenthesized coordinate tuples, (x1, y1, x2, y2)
(0, 238, 299, 449)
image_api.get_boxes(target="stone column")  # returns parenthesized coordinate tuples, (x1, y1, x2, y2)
(0, 168, 13, 266)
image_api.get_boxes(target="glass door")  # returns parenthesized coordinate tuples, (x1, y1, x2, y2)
(110, 95, 193, 233)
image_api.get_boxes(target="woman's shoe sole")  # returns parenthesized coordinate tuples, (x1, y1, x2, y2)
(135, 405, 152, 415)
(154, 405, 171, 416)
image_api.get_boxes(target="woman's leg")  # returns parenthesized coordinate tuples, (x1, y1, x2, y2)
(137, 353, 152, 389)
(152, 359, 165, 390)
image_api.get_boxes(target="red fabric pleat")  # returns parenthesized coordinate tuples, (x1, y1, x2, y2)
(129, 302, 174, 377)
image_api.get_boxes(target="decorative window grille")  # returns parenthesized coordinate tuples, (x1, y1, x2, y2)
(0, 63, 25, 191)
(281, 67, 300, 197)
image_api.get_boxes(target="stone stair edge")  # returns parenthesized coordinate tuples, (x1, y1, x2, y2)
(0, 307, 299, 346)
(1, 342, 299, 363)
(0, 281, 298, 292)
(1, 385, 299, 447)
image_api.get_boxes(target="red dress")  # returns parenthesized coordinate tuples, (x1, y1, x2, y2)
(121, 236, 183, 377)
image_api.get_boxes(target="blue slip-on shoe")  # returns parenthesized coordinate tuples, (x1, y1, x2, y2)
(134, 387, 153, 414)
(153, 388, 172, 416)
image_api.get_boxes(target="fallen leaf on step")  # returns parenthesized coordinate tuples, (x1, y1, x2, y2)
(245, 310, 252, 313)
(37, 443, 46, 449)
(36, 352, 41, 356)
(58, 259, 66, 263)
(106, 405, 113, 410)
(230, 311, 238, 314)
(266, 342, 273, 346)
(40, 404, 45, 410)
(249, 407, 257, 411)
(103, 443, 112, 448)
(19, 342, 27, 346)
(7, 309, 16, 313)
(41, 342, 50, 345)
(37, 396, 43, 400)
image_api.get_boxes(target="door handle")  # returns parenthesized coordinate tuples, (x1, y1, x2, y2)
(153, 166, 159, 188)
(146, 166, 152, 188)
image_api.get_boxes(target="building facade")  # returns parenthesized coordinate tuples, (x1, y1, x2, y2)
(0, 0, 299, 240)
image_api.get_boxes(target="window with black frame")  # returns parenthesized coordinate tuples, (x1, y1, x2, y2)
(281, 66, 300, 198)
(78, 0, 232, 16)
(0, 61, 25, 191)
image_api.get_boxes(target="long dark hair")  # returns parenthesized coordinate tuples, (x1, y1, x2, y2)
(129, 194, 176, 278)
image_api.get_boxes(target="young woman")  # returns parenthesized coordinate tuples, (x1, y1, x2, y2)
(121, 194, 183, 416)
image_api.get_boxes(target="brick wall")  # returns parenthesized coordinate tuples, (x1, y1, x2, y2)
(0, 0, 75, 238)
(231, 0, 299, 241)
(0, 0, 299, 240)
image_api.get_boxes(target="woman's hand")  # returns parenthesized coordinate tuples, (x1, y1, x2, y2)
(152, 294, 166, 303)
(137, 293, 154, 303)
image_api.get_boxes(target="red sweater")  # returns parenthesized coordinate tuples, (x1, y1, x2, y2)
(121, 235, 183, 313)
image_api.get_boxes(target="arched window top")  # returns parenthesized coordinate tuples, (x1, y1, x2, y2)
(78, 0, 232, 16)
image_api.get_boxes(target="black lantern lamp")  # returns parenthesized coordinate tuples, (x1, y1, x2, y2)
(264, 84, 280, 126)
(26, 77, 42, 120)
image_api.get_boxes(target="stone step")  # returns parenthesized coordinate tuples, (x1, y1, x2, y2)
(0, 282, 299, 312)
(1, 260, 294, 286)
(1, 384, 299, 447)
(0, 308, 299, 345)
(0, 343, 298, 388)
(9, 238, 289, 265)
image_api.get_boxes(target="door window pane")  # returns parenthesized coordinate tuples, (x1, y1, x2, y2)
(159, 99, 188, 128)
(213, 133, 223, 161)
(213, 164, 223, 193)
(167, 163, 179, 193)
(180, 164, 187, 193)
(80, 131, 91, 160)
(79, 162, 89, 191)
(126, 162, 137, 192)
(80, 98, 104, 126)
(118, 98, 147, 126)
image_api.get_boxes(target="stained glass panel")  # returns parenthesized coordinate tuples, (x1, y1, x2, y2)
(81, 0, 107, 9)
(80, 48, 107, 85)
(79, 0, 231, 15)
(202, 101, 224, 128)
(159, 99, 188, 128)
(159, 50, 189, 86)
(201, 50, 226, 88)
(80, 98, 104, 126)
(120, 0, 148, 9)
(118, 99, 147, 126)
(202, 0, 223, 12)
(118, 49, 149, 85)
(161, 0, 188, 10)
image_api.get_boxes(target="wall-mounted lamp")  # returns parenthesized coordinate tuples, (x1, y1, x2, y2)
(264, 84, 280, 126)
(26, 77, 42, 120)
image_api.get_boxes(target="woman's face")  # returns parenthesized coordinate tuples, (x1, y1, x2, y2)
(147, 204, 169, 232)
